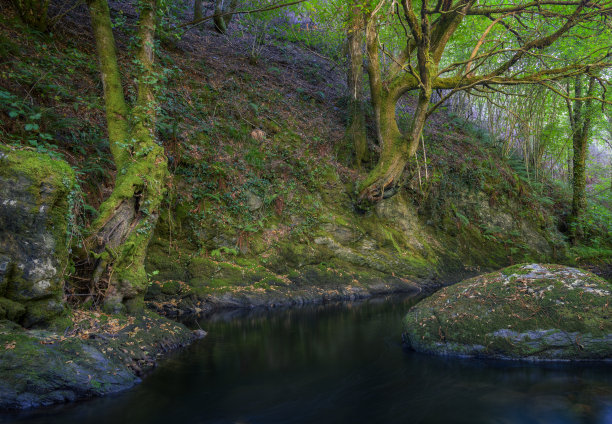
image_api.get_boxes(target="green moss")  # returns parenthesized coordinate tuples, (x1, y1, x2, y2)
(501, 264, 533, 276)
(333, 215, 351, 227)
(160, 280, 182, 295)
(47, 314, 74, 333)
(188, 256, 219, 278)
(123, 296, 145, 313)
(214, 262, 250, 286)
(269, 241, 323, 271)
(145, 243, 191, 282)
(23, 299, 65, 328)
(0, 297, 26, 322)
(0, 145, 74, 191)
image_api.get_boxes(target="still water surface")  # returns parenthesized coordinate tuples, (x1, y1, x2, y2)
(4, 295, 612, 424)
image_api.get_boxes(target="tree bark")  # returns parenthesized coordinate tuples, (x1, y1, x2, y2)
(357, 8, 433, 206)
(357, 87, 431, 204)
(87, 0, 168, 313)
(194, 0, 203, 21)
(87, 0, 130, 167)
(357, 20, 412, 203)
(213, 0, 238, 34)
(345, 2, 368, 168)
(569, 75, 596, 242)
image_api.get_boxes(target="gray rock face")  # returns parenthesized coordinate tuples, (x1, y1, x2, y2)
(0, 147, 75, 327)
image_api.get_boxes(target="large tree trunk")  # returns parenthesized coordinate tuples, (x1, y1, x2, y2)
(357, 18, 405, 204)
(194, 0, 203, 21)
(606, 117, 612, 194)
(357, 7, 433, 206)
(569, 75, 595, 242)
(345, 3, 368, 168)
(213, 0, 238, 34)
(357, 88, 430, 204)
(87, 0, 167, 313)
(12, 0, 49, 31)
(87, 0, 130, 166)
(571, 128, 588, 237)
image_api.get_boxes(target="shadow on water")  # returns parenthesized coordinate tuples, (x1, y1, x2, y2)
(3, 294, 612, 424)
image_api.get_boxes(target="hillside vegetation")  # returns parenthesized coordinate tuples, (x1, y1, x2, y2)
(2, 1, 607, 319)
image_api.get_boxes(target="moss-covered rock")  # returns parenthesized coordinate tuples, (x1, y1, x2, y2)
(403, 264, 612, 361)
(0, 311, 195, 410)
(0, 146, 75, 327)
(0, 297, 26, 322)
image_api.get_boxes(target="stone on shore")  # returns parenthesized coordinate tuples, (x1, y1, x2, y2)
(403, 264, 612, 361)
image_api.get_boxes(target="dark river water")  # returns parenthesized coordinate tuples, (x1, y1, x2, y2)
(4, 295, 612, 424)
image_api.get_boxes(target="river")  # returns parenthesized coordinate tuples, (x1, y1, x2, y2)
(3, 295, 612, 423)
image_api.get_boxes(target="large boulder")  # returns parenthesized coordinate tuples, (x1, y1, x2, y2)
(0, 146, 75, 327)
(403, 264, 612, 361)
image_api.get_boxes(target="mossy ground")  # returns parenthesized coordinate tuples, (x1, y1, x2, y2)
(128, 5, 576, 310)
(403, 264, 612, 361)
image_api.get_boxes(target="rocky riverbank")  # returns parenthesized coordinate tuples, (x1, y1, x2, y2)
(145, 263, 435, 317)
(0, 311, 199, 410)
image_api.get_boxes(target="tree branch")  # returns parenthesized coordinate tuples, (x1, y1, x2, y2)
(178, 0, 308, 29)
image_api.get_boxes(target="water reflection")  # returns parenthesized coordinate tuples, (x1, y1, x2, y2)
(3, 295, 612, 424)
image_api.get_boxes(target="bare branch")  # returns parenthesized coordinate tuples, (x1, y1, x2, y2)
(178, 0, 308, 29)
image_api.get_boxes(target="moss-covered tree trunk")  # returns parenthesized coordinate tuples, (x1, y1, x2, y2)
(605, 112, 612, 193)
(357, 17, 432, 205)
(87, 0, 168, 313)
(357, 89, 431, 204)
(605, 115, 612, 195)
(345, 2, 368, 168)
(571, 131, 587, 239)
(12, 0, 49, 31)
(569, 75, 596, 242)
(87, 0, 130, 164)
(213, 0, 238, 34)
